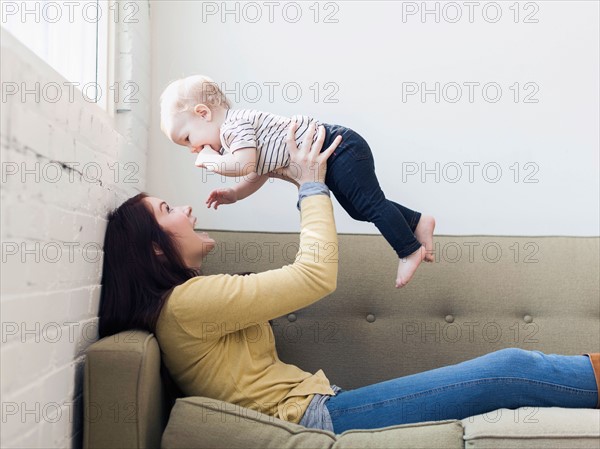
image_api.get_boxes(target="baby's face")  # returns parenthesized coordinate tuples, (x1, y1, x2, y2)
(167, 107, 222, 153)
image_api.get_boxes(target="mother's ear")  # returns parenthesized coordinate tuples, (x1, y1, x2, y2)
(153, 242, 164, 256)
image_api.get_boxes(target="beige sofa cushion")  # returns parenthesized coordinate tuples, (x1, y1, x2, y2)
(162, 397, 337, 448)
(462, 407, 600, 448)
(161, 396, 464, 449)
(332, 420, 464, 448)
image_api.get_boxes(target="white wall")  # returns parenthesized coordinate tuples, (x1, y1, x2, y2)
(0, 2, 151, 446)
(148, 0, 599, 236)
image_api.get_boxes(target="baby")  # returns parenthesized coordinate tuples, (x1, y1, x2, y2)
(160, 75, 435, 288)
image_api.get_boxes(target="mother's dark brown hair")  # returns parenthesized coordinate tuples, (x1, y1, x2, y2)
(98, 193, 200, 338)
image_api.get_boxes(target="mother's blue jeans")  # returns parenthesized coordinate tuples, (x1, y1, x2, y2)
(325, 348, 598, 434)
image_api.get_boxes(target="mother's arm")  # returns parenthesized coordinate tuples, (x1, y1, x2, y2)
(172, 122, 342, 339)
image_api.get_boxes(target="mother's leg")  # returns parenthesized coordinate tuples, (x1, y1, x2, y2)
(325, 348, 599, 433)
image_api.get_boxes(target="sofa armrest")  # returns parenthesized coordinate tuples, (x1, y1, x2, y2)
(83, 330, 168, 449)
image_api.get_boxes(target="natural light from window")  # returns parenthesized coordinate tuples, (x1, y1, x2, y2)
(1, 0, 110, 110)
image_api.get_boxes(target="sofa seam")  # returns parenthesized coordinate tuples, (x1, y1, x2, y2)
(465, 434, 600, 440)
(337, 419, 463, 436)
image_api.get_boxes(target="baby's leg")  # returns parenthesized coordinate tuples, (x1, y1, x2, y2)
(333, 188, 424, 288)
(334, 192, 434, 263)
(357, 198, 436, 263)
(390, 202, 435, 262)
(326, 145, 432, 288)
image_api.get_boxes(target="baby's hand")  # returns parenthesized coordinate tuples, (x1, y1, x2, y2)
(206, 188, 238, 209)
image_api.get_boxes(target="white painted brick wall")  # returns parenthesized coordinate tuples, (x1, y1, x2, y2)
(1, 2, 152, 447)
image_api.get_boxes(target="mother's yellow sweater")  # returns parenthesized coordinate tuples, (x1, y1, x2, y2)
(155, 194, 338, 424)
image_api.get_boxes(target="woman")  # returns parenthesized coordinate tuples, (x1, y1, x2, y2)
(99, 122, 599, 434)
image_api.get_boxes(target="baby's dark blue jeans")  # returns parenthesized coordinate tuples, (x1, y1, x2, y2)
(320, 123, 422, 259)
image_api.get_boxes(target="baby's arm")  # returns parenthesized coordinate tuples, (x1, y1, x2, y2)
(206, 172, 269, 209)
(195, 146, 257, 177)
(233, 172, 270, 200)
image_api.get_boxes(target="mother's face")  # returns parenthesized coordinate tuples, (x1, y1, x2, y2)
(143, 196, 216, 267)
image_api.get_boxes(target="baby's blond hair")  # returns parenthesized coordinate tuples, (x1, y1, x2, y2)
(160, 75, 231, 137)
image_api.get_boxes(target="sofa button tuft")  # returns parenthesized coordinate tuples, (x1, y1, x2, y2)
(366, 314, 376, 323)
(445, 314, 455, 323)
(287, 313, 297, 322)
(523, 315, 533, 323)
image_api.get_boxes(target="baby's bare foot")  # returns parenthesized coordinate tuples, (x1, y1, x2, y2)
(414, 215, 436, 263)
(396, 246, 426, 288)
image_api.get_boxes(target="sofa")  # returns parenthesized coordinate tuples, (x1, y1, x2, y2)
(83, 233, 600, 448)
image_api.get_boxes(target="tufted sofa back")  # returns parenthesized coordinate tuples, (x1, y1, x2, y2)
(200, 233, 600, 389)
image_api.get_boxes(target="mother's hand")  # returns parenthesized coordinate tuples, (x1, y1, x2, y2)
(273, 121, 342, 187)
